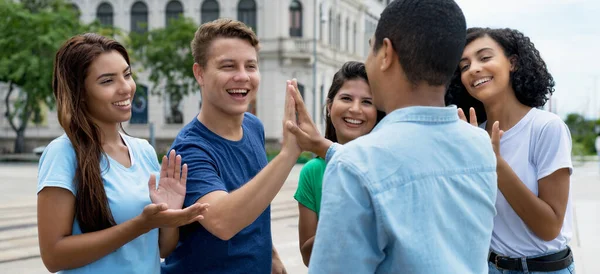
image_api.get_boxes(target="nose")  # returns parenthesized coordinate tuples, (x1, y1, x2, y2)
(349, 99, 362, 114)
(468, 61, 482, 75)
(118, 76, 134, 94)
(232, 68, 250, 82)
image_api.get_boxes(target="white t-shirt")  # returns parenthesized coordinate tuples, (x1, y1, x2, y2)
(484, 108, 574, 257)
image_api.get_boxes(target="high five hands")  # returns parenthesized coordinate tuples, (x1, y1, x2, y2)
(283, 79, 333, 158)
(138, 149, 209, 231)
(458, 107, 504, 156)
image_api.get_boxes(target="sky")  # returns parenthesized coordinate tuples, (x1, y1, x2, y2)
(455, 0, 600, 119)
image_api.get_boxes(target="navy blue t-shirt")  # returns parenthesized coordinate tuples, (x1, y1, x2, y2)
(161, 113, 271, 274)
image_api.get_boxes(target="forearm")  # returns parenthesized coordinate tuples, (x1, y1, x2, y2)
(203, 150, 298, 239)
(300, 236, 314, 266)
(42, 217, 148, 272)
(496, 158, 564, 240)
(158, 228, 179, 258)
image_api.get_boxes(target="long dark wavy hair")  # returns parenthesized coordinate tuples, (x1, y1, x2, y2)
(53, 33, 131, 233)
(446, 28, 555, 124)
(324, 61, 386, 142)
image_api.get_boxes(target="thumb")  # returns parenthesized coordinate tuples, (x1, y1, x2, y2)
(144, 203, 168, 215)
(286, 120, 306, 138)
(147, 174, 157, 192)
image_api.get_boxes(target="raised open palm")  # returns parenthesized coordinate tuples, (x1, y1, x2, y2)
(148, 149, 188, 210)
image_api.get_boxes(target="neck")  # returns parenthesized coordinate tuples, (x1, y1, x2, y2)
(483, 88, 531, 133)
(95, 121, 122, 147)
(382, 82, 447, 113)
(198, 103, 244, 141)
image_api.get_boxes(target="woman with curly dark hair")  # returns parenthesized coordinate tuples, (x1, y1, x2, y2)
(447, 28, 575, 273)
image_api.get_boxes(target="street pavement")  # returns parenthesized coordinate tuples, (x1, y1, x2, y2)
(0, 161, 598, 273)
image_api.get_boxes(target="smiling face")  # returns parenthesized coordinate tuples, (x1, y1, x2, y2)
(193, 37, 259, 117)
(83, 50, 136, 127)
(458, 35, 516, 104)
(327, 79, 378, 144)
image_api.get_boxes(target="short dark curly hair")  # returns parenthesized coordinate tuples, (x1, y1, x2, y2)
(446, 28, 555, 123)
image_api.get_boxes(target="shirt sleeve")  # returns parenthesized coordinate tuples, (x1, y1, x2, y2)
(37, 138, 77, 195)
(325, 142, 342, 163)
(533, 118, 573, 180)
(294, 162, 317, 212)
(308, 158, 385, 273)
(175, 142, 228, 208)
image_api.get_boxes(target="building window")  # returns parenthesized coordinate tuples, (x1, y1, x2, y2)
(130, 85, 148, 124)
(69, 3, 81, 18)
(96, 2, 113, 26)
(320, 84, 325, 121)
(201, 0, 220, 24)
(345, 18, 349, 51)
(165, 93, 184, 124)
(237, 0, 257, 34)
(336, 14, 341, 49)
(353, 22, 357, 54)
(131, 1, 148, 33)
(289, 0, 302, 37)
(166, 0, 184, 26)
(319, 3, 323, 42)
(328, 9, 332, 45)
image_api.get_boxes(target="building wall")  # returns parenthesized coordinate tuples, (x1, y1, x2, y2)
(0, 0, 387, 153)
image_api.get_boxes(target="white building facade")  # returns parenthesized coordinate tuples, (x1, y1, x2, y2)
(0, 0, 388, 153)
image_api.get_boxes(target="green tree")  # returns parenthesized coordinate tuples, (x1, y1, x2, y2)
(0, 0, 97, 153)
(128, 16, 199, 100)
(564, 113, 597, 154)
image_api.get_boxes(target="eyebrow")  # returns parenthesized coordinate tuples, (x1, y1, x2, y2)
(96, 66, 131, 81)
(339, 93, 372, 100)
(460, 48, 494, 62)
(218, 59, 257, 64)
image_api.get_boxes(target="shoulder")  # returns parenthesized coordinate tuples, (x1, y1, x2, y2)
(243, 112, 264, 130)
(121, 134, 157, 162)
(528, 108, 570, 135)
(300, 158, 327, 175)
(42, 134, 76, 159)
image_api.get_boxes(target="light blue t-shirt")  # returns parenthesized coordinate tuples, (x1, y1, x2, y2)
(37, 134, 161, 274)
(309, 106, 498, 274)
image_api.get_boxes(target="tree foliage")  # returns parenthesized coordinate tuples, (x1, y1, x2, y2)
(128, 16, 199, 101)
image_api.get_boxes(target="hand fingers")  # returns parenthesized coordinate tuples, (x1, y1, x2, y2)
(167, 149, 176, 178)
(284, 85, 296, 126)
(174, 154, 182, 181)
(287, 80, 311, 123)
(491, 121, 502, 153)
(147, 174, 157, 192)
(144, 202, 168, 215)
(286, 121, 310, 143)
(160, 155, 168, 179)
(469, 107, 478, 127)
(457, 108, 467, 122)
(180, 163, 188, 186)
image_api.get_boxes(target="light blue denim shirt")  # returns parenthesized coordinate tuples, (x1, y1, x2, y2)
(309, 106, 497, 274)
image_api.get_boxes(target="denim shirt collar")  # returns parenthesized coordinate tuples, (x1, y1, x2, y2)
(373, 105, 459, 132)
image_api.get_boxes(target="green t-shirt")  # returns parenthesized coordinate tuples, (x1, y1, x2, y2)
(294, 158, 327, 217)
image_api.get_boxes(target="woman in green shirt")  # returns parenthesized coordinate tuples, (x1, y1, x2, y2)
(293, 61, 385, 266)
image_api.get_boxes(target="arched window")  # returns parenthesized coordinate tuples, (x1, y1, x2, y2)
(353, 22, 357, 53)
(166, 0, 183, 26)
(289, 0, 302, 37)
(237, 0, 257, 33)
(69, 3, 81, 19)
(336, 14, 341, 48)
(201, 0, 220, 24)
(328, 9, 332, 45)
(131, 1, 148, 33)
(345, 18, 349, 51)
(96, 2, 113, 26)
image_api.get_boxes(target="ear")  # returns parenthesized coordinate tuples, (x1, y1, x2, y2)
(509, 55, 518, 72)
(380, 38, 394, 72)
(326, 101, 332, 117)
(193, 63, 205, 86)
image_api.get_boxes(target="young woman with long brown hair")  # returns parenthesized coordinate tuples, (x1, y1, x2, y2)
(37, 33, 208, 273)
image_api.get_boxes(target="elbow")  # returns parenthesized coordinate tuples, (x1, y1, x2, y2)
(300, 244, 312, 267)
(205, 219, 236, 241)
(41, 253, 62, 273)
(536, 223, 563, 242)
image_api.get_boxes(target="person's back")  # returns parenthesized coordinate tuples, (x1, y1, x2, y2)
(317, 106, 496, 273)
